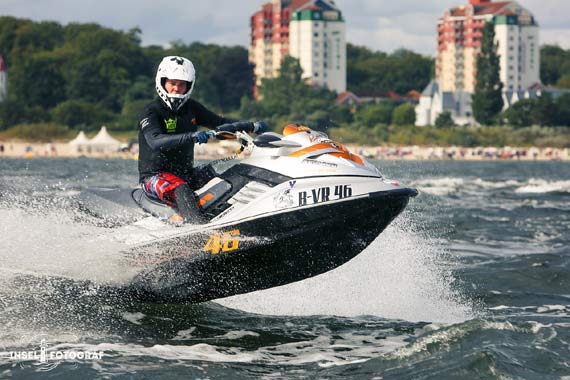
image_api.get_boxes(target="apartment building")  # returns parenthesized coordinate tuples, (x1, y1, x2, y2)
(417, 0, 541, 126)
(437, 0, 540, 93)
(250, 0, 346, 94)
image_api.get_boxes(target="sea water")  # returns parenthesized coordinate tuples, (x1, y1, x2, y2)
(0, 158, 569, 379)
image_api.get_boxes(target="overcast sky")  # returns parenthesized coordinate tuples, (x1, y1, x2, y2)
(1, 0, 568, 56)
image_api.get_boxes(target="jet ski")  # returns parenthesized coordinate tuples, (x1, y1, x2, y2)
(77, 124, 418, 303)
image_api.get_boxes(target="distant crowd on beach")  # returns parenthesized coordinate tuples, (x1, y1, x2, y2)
(354, 146, 569, 161)
(0, 141, 568, 162)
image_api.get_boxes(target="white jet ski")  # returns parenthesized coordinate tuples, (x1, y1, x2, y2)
(77, 124, 418, 303)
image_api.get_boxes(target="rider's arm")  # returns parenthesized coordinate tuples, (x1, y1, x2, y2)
(139, 108, 194, 152)
(191, 99, 237, 128)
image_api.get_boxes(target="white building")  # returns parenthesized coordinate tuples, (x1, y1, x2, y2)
(417, 0, 541, 126)
(494, 12, 540, 92)
(436, 0, 540, 94)
(288, 4, 346, 93)
(250, 0, 346, 95)
(416, 80, 473, 126)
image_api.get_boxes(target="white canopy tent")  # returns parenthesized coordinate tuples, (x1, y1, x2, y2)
(68, 131, 91, 153)
(68, 131, 90, 145)
(88, 126, 121, 153)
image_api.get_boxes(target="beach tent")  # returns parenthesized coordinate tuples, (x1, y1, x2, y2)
(88, 126, 121, 153)
(68, 131, 91, 153)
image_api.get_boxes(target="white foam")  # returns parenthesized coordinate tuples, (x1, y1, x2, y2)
(171, 328, 197, 341)
(70, 330, 410, 368)
(537, 305, 567, 313)
(217, 219, 475, 324)
(411, 177, 465, 195)
(515, 179, 570, 194)
(218, 331, 260, 340)
(122, 312, 146, 325)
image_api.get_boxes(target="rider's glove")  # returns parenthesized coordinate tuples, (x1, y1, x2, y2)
(192, 131, 214, 144)
(252, 121, 267, 135)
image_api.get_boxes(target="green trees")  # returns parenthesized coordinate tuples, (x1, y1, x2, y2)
(0, 16, 569, 146)
(168, 42, 253, 112)
(502, 93, 570, 127)
(392, 103, 416, 126)
(540, 45, 570, 87)
(435, 112, 455, 128)
(354, 103, 393, 127)
(0, 17, 253, 133)
(244, 56, 348, 131)
(347, 44, 433, 95)
(472, 21, 504, 125)
(502, 99, 535, 127)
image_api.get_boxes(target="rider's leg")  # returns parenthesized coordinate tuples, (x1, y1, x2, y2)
(174, 184, 208, 224)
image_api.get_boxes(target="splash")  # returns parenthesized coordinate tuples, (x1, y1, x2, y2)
(0, 208, 136, 284)
(217, 215, 475, 323)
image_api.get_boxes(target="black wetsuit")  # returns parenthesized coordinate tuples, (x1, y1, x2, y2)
(137, 98, 235, 184)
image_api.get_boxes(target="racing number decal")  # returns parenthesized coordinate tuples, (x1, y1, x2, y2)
(204, 229, 240, 255)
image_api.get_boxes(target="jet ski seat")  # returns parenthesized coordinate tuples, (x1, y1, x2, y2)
(131, 177, 233, 220)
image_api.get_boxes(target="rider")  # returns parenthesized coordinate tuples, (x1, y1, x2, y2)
(138, 56, 266, 223)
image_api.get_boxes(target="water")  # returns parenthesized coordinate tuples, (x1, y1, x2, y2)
(0, 157, 569, 379)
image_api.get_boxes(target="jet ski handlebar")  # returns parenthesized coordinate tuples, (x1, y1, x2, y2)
(213, 121, 256, 140)
(198, 122, 256, 154)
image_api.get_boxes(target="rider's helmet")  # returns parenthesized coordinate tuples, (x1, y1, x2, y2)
(155, 56, 196, 112)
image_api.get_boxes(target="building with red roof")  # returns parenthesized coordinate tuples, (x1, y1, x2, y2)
(417, 0, 541, 126)
(250, 0, 346, 96)
(437, 0, 540, 93)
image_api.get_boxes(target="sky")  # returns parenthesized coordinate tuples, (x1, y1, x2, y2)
(0, 0, 569, 56)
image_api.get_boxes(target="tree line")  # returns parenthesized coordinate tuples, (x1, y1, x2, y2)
(0, 16, 569, 147)
(0, 17, 432, 135)
(0, 17, 253, 133)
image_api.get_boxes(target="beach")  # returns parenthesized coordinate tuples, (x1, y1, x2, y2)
(0, 140, 568, 161)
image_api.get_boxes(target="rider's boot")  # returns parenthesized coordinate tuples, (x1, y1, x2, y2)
(174, 184, 208, 224)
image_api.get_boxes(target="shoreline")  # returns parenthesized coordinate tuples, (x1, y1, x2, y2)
(0, 140, 568, 161)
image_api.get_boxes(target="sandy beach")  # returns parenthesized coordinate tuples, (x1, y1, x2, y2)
(0, 140, 568, 161)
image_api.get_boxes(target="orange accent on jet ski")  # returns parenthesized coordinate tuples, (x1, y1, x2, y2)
(199, 193, 214, 206)
(217, 132, 236, 140)
(283, 124, 310, 136)
(289, 143, 341, 157)
(288, 142, 365, 165)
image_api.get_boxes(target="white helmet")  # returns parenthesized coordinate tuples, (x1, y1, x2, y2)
(155, 56, 196, 111)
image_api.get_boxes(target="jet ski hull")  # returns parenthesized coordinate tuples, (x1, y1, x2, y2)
(126, 188, 416, 303)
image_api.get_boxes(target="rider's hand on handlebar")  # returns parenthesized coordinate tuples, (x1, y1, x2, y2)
(192, 130, 214, 144)
(253, 121, 267, 135)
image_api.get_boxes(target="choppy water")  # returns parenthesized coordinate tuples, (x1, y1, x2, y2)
(0, 158, 569, 379)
